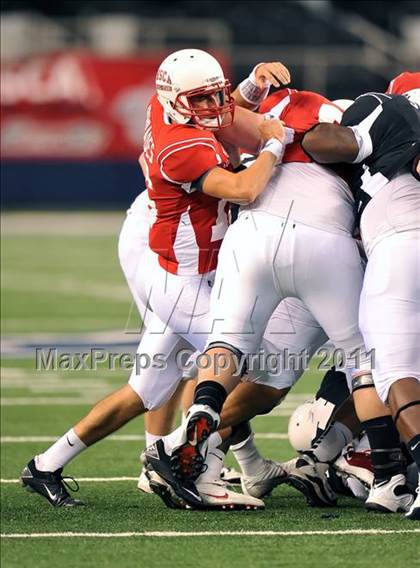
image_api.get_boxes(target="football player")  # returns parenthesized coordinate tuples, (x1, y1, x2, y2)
(155, 84, 381, 507)
(165, 81, 418, 515)
(20, 49, 287, 509)
(300, 86, 420, 520)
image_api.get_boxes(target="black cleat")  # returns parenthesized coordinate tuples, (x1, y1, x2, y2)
(20, 459, 84, 507)
(287, 454, 338, 507)
(145, 469, 188, 510)
(143, 440, 205, 509)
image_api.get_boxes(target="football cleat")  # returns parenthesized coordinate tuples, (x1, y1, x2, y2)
(280, 457, 298, 476)
(145, 469, 188, 510)
(20, 459, 84, 507)
(171, 404, 220, 482)
(220, 466, 242, 486)
(143, 439, 204, 508)
(196, 478, 264, 510)
(327, 466, 358, 498)
(137, 467, 153, 494)
(241, 459, 288, 498)
(366, 474, 414, 514)
(287, 453, 338, 507)
(405, 475, 420, 520)
(333, 448, 374, 500)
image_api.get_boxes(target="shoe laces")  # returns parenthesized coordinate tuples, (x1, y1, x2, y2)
(54, 470, 80, 493)
(192, 459, 208, 478)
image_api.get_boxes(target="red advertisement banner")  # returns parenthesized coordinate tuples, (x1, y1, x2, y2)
(1, 51, 160, 159)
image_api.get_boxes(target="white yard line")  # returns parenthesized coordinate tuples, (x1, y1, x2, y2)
(0, 433, 289, 443)
(1, 529, 419, 539)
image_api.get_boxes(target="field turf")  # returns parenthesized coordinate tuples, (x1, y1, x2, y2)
(1, 213, 419, 568)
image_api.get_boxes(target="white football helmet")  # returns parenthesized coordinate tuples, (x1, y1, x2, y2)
(155, 49, 235, 129)
(288, 397, 336, 452)
(288, 400, 317, 452)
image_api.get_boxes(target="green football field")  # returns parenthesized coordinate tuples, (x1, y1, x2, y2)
(1, 212, 419, 568)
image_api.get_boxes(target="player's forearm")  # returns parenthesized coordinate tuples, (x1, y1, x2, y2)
(232, 65, 270, 110)
(231, 89, 256, 110)
(302, 123, 359, 163)
(203, 150, 277, 204)
(234, 150, 277, 202)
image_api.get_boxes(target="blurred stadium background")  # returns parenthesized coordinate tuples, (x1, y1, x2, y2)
(1, 0, 419, 207)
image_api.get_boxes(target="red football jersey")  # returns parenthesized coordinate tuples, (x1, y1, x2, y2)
(143, 95, 230, 275)
(259, 89, 342, 163)
(386, 71, 420, 95)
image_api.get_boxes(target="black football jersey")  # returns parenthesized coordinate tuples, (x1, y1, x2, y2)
(340, 93, 420, 219)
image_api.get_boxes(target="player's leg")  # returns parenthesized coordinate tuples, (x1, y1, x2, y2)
(137, 383, 186, 493)
(224, 297, 327, 494)
(144, 386, 184, 446)
(220, 384, 289, 498)
(20, 383, 146, 507)
(173, 295, 326, 498)
(170, 213, 285, 482)
(359, 230, 420, 516)
(136, 247, 268, 507)
(20, 313, 187, 507)
(285, 226, 372, 505)
(193, 423, 265, 510)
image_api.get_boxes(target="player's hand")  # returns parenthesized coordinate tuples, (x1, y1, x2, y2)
(254, 62, 291, 88)
(258, 117, 286, 143)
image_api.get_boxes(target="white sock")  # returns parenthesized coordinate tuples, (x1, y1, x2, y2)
(36, 428, 87, 472)
(231, 432, 265, 477)
(197, 448, 225, 484)
(145, 431, 162, 447)
(312, 422, 353, 463)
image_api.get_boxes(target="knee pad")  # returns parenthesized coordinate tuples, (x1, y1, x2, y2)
(351, 371, 374, 393)
(205, 341, 247, 377)
(394, 400, 420, 425)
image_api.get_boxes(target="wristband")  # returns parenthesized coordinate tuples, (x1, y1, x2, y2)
(260, 137, 285, 161)
(263, 114, 295, 145)
(238, 64, 270, 108)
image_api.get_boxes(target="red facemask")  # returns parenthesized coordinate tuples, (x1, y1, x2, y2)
(173, 80, 235, 129)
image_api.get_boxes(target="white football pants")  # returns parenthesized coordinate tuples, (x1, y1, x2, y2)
(118, 207, 196, 409)
(207, 211, 371, 376)
(359, 230, 420, 402)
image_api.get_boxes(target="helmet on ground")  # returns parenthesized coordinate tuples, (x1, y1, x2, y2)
(288, 399, 318, 452)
